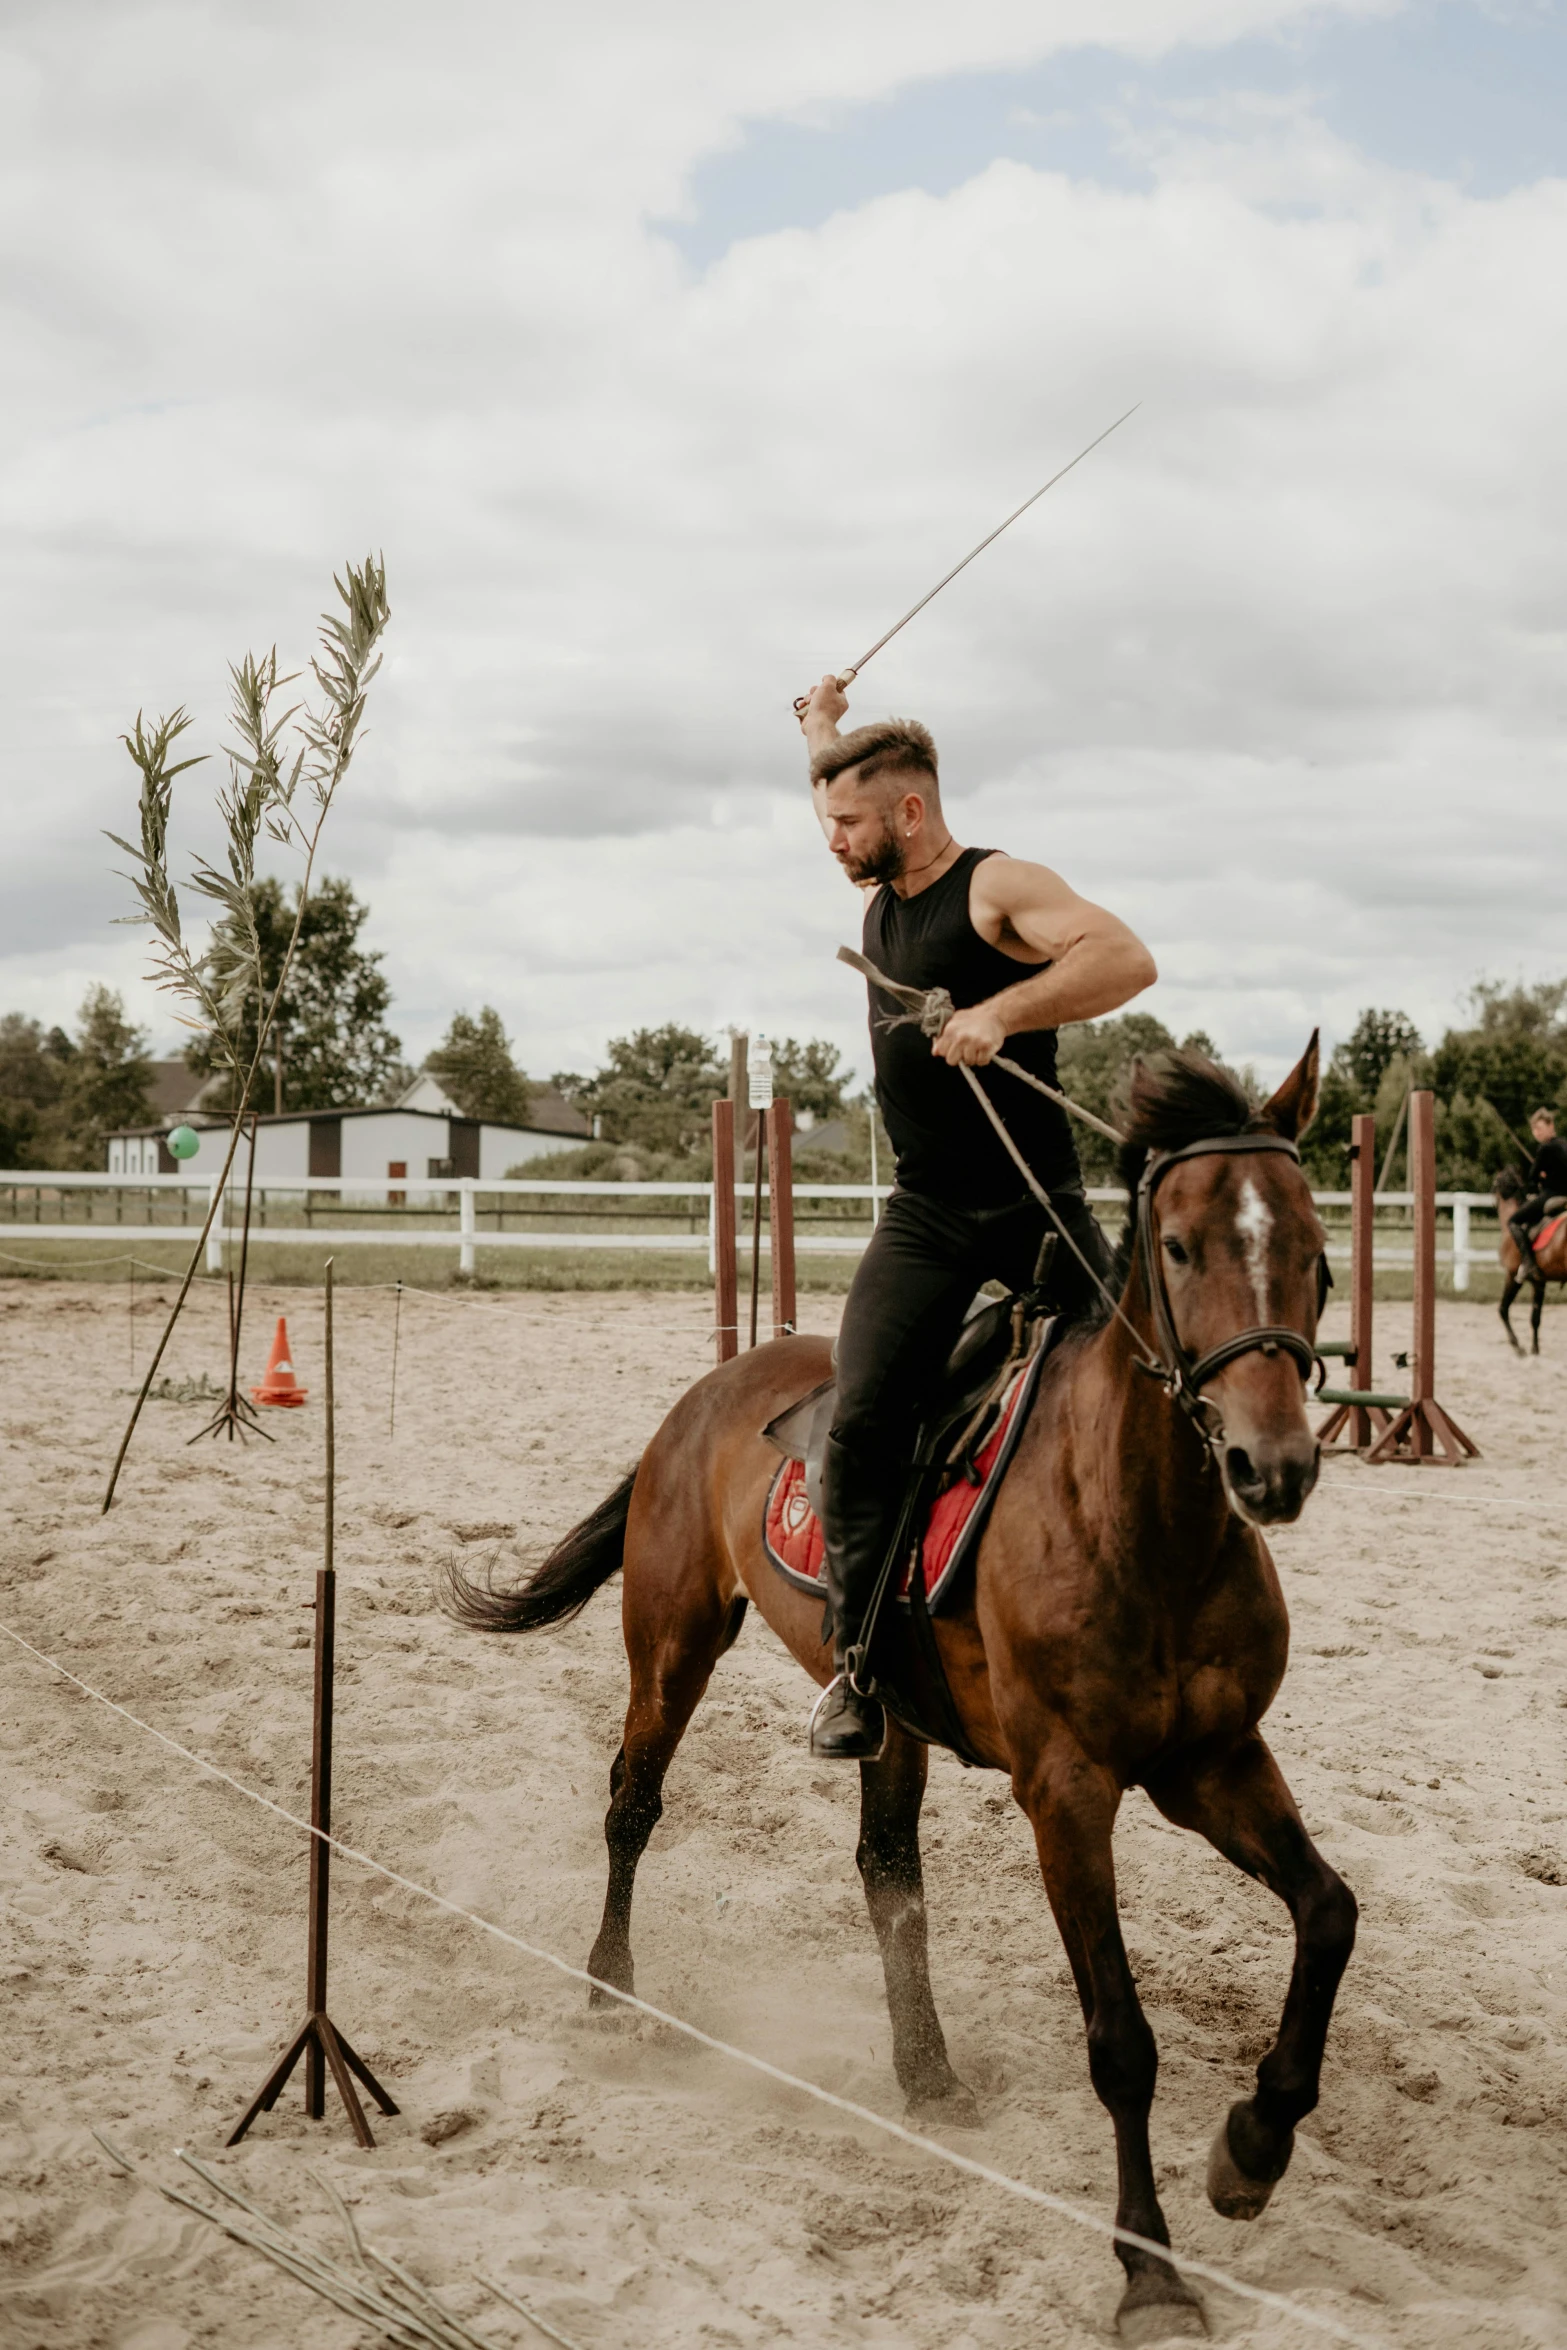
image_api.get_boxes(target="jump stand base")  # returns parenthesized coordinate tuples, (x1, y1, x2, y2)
(226, 2009, 398, 2151)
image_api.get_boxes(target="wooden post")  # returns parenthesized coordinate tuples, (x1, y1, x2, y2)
(227, 1260, 400, 2148)
(1318, 1112, 1391, 1453)
(711, 1100, 738, 1364)
(1363, 1092, 1479, 1467)
(768, 1098, 796, 1339)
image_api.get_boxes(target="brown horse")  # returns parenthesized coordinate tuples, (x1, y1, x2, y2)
(446, 1041, 1356, 2343)
(1493, 1169, 1567, 1354)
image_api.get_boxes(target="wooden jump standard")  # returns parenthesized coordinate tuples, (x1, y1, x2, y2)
(1317, 1093, 1478, 1466)
(711, 1095, 796, 1365)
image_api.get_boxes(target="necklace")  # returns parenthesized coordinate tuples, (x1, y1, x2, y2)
(899, 835, 959, 885)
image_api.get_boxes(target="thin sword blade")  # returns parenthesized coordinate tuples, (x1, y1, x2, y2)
(839, 402, 1140, 684)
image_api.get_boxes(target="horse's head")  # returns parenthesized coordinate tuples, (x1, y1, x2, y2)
(1493, 1166, 1523, 1206)
(1124, 1036, 1328, 1528)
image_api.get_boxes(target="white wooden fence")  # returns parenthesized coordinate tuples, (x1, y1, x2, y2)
(0, 1171, 1503, 1289)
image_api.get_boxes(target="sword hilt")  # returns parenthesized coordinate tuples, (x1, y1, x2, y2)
(792, 669, 857, 721)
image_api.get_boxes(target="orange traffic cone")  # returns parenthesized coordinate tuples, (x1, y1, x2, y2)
(252, 1315, 308, 1408)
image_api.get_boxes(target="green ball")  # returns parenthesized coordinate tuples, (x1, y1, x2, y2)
(166, 1125, 201, 1161)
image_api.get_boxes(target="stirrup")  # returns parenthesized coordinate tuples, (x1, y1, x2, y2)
(808, 1672, 886, 1762)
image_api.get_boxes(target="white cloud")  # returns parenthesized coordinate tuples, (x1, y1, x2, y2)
(2, 0, 1562, 1095)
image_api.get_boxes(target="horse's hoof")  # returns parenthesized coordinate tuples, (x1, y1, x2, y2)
(904, 2080, 981, 2130)
(1206, 2101, 1286, 2220)
(1115, 2271, 1207, 2341)
(585, 1953, 633, 2010)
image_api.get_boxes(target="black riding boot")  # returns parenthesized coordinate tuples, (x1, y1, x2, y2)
(810, 1426, 904, 1760)
(1509, 1211, 1536, 1263)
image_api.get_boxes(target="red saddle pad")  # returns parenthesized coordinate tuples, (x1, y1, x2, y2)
(763, 1352, 1044, 1616)
(1532, 1212, 1567, 1255)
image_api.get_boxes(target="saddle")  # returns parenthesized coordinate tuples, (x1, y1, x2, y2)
(760, 1277, 1047, 1517)
(760, 1251, 1061, 1766)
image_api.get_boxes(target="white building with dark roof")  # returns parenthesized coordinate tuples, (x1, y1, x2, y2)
(106, 1072, 591, 1183)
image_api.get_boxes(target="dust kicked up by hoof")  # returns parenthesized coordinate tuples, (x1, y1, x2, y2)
(1115, 2271, 1208, 2343)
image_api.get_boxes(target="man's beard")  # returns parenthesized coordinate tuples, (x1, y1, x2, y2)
(839, 823, 905, 887)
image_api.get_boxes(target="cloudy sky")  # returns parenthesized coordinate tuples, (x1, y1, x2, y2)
(4, 0, 1564, 1090)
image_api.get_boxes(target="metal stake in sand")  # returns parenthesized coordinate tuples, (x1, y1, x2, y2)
(228, 1259, 399, 2150)
(388, 1278, 403, 1440)
(710, 1101, 739, 1366)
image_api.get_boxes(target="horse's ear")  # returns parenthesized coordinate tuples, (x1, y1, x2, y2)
(1260, 1030, 1320, 1141)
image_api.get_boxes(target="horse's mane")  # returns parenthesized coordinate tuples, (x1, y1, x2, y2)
(1090, 1048, 1265, 1317)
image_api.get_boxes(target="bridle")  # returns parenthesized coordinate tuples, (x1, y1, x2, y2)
(1136, 1134, 1327, 1459)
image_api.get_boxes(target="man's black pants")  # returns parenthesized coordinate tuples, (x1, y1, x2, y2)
(820, 1182, 1112, 1667)
(1509, 1193, 1554, 1262)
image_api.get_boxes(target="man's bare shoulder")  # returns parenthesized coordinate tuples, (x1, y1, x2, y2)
(969, 853, 1082, 912)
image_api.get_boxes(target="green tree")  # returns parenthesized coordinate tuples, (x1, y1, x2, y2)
(1055, 1011, 1179, 1181)
(1336, 1008, 1424, 1097)
(1429, 980, 1567, 1147)
(0, 1014, 73, 1167)
(425, 1006, 536, 1124)
(60, 985, 154, 1165)
(186, 873, 405, 1114)
(0, 988, 153, 1168)
(771, 1035, 849, 1123)
(576, 1024, 725, 1153)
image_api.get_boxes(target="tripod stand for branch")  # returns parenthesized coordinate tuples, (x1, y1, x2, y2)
(228, 1261, 397, 2148)
(191, 1108, 272, 1449)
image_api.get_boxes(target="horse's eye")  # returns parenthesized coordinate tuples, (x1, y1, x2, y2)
(1163, 1236, 1189, 1266)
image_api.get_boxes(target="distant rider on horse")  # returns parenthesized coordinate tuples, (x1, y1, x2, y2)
(1508, 1107, 1567, 1263)
(796, 676, 1158, 1759)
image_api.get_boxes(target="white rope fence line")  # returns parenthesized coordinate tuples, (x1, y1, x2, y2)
(0, 1247, 190, 1275)
(1, 1616, 1390, 2350)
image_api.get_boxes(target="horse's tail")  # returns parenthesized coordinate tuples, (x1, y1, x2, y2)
(440, 1468, 637, 1635)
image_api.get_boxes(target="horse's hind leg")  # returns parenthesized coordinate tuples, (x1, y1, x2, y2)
(1146, 1732, 1357, 2222)
(856, 1726, 978, 2124)
(585, 1549, 745, 2009)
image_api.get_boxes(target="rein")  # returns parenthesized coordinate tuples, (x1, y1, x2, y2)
(838, 946, 1325, 1468)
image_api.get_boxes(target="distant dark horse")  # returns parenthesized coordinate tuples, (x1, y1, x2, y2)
(446, 1043, 1355, 2344)
(1493, 1168, 1567, 1354)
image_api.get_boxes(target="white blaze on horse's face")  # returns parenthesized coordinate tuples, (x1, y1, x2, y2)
(1235, 1176, 1274, 1323)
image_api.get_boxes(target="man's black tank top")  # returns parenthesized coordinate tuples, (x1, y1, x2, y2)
(863, 846, 1080, 1207)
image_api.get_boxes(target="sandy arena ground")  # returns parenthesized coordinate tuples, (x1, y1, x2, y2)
(1, 1275, 1565, 2350)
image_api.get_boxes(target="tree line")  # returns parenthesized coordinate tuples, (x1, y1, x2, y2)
(4, 868, 1562, 1190)
(1054, 984, 1567, 1192)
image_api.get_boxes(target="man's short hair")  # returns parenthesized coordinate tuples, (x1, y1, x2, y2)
(1532, 1107, 1556, 1126)
(810, 718, 938, 794)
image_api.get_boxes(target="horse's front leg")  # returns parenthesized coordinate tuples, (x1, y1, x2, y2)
(1019, 1742, 1206, 2343)
(1531, 1279, 1545, 1354)
(1499, 1273, 1523, 1353)
(856, 1725, 978, 2124)
(1145, 1731, 1357, 2221)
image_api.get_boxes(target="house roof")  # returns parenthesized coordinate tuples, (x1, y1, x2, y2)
(107, 1102, 586, 1141)
(397, 1069, 589, 1136)
(144, 1059, 218, 1121)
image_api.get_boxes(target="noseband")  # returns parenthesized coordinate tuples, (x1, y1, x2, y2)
(1136, 1134, 1325, 1450)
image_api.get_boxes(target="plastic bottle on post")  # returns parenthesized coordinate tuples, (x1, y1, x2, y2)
(747, 1031, 774, 1113)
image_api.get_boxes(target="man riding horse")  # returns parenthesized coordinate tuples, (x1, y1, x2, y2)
(797, 675, 1158, 1760)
